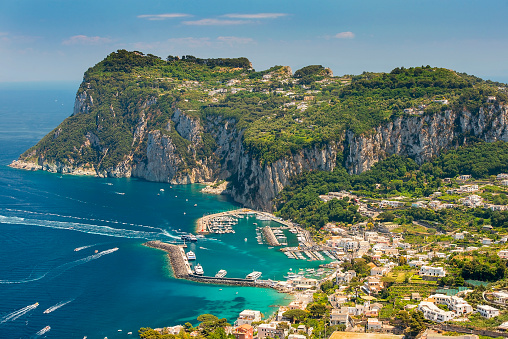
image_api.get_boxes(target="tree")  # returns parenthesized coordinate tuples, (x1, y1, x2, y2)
(408, 310, 426, 336)
(320, 280, 334, 294)
(139, 327, 176, 339)
(196, 314, 230, 336)
(307, 303, 327, 319)
(282, 309, 309, 323)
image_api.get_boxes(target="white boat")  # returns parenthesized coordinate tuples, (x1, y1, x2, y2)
(181, 234, 197, 242)
(36, 326, 51, 336)
(215, 269, 227, 278)
(160, 189, 164, 192)
(246, 271, 262, 280)
(186, 251, 196, 260)
(194, 264, 204, 275)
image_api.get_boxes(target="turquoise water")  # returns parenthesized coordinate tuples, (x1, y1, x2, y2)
(0, 84, 325, 338)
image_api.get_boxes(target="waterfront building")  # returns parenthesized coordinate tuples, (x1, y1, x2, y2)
(235, 310, 262, 326)
(477, 305, 500, 318)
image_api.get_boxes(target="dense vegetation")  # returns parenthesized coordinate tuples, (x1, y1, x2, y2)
(274, 141, 508, 229)
(21, 49, 508, 172)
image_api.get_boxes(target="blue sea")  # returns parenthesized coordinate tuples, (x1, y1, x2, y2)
(0, 83, 325, 339)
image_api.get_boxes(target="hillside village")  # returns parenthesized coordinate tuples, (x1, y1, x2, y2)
(141, 173, 508, 339)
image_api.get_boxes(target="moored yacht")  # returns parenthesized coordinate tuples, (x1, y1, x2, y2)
(215, 269, 227, 278)
(186, 251, 196, 260)
(245, 271, 262, 280)
(194, 264, 204, 275)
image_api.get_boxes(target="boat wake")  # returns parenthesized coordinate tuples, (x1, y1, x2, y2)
(0, 214, 180, 240)
(0, 248, 119, 284)
(43, 299, 73, 314)
(0, 303, 39, 324)
(3, 208, 175, 234)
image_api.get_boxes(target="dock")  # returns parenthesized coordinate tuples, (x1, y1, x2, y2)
(144, 241, 277, 288)
(262, 226, 281, 246)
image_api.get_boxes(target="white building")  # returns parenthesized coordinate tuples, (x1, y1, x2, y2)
(419, 266, 446, 278)
(257, 322, 289, 339)
(482, 238, 492, 245)
(418, 301, 455, 322)
(367, 318, 382, 331)
(427, 294, 473, 315)
(492, 291, 508, 304)
(236, 310, 262, 326)
(477, 305, 500, 318)
(498, 250, 508, 259)
(329, 310, 352, 328)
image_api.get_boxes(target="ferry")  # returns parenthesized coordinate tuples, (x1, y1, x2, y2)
(245, 271, 262, 280)
(215, 269, 227, 278)
(194, 264, 204, 275)
(186, 251, 196, 260)
(181, 234, 197, 242)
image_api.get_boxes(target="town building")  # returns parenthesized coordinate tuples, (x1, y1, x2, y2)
(257, 322, 289, 339)
(329, 310, 353, 328)
(419, 266, 446, 278)
(417, 301, 455, 322)
(367, 318, 382, 331)
(236, 310, 262, 326)
(233, 324, 253, 339)
(477, 305, 500, 318)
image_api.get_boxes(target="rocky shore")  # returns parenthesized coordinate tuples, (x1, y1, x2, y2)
(200, 181, 231, 195)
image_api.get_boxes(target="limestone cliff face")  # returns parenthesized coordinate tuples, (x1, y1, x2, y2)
(11, 86, 508, 211)
(344, 105, 508, 174)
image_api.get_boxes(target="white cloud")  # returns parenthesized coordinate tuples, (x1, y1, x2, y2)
(217, 36, 254, 45)
(137, 13, 191, 21)
(167, 37, 212, 47)
(183, 18, 250, 26)
(62, 35, 112, 45)
(335, 31, 355, 39)
(222, 13, 287, 19)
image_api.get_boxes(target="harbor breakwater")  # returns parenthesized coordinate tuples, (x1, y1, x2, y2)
(262, 226, 281, 247)
(144, 241, 275, 288)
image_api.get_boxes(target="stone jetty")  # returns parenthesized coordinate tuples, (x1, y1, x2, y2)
(144, 241, 276, 288)
(145, 241, 192, 278)
(262, 226, 281, 246)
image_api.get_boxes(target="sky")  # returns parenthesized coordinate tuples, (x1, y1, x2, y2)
(1, 0, 508, 83)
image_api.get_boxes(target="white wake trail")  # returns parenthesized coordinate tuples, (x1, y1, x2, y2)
(0, 248, 119, 284)
(0, 303, 39, 323)
(0, 215, 179, 240)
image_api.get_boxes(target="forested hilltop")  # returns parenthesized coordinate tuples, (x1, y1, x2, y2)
(12, 50, 508, 211)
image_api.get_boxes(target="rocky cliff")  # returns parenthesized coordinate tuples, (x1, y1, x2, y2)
(344, 105, 508, 174)
(10, 51, 508, 211)
(13, 101, 508, 212)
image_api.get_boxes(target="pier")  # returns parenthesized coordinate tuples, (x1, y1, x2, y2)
(262, 226, 281, 246)
(144, 241, 278, 288)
